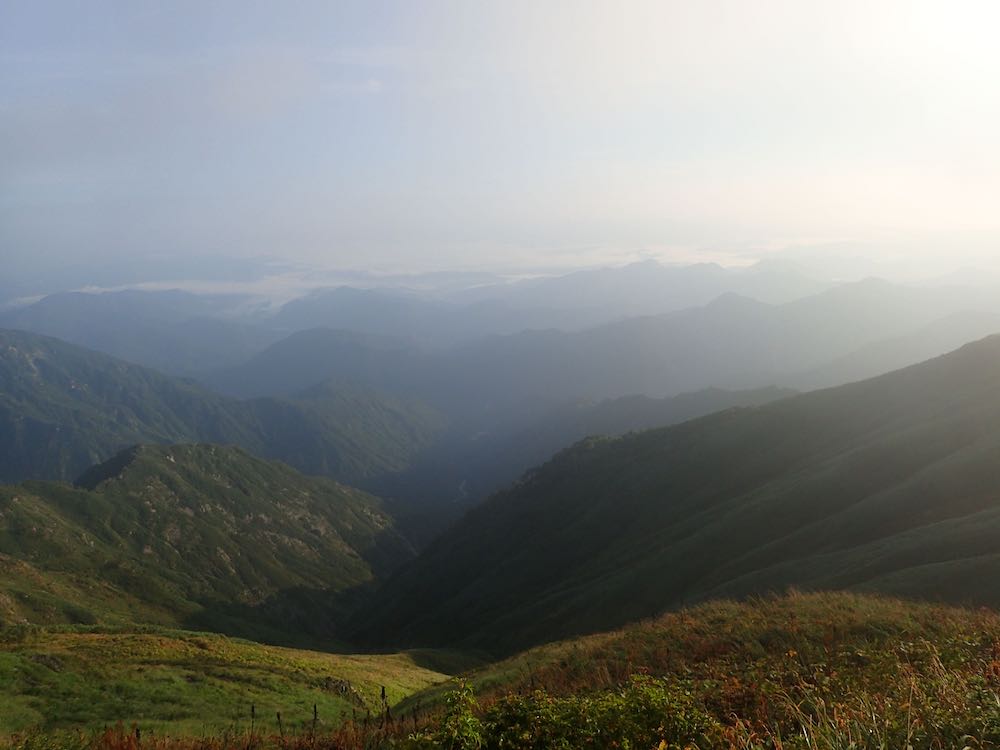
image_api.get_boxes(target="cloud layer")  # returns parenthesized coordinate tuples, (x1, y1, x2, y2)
(3, 1, 999, 277)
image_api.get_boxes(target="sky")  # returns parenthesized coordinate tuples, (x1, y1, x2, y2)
(3, 0, 1000, 285)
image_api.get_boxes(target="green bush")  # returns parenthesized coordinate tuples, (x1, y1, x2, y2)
(406, 676, 717, 750)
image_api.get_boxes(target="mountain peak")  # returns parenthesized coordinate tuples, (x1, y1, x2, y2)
(74, 445, 143, 490)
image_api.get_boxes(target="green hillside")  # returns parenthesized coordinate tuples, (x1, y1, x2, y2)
(0, 624, 451, 735)
(356, 334, 1000, 654)
(0, 444, 411, 642)
(0, 328, 444, 486)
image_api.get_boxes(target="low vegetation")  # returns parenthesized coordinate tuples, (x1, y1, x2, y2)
(7, 593, 1000, 748)
(379, 592, 1000, 747)
(0, 625, 452, 736)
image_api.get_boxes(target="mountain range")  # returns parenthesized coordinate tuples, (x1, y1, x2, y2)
(205, 280, 1000, 420)
(8, 272, 1000, 424)
(448, 259, 832, 315)
(0, 290, 281, 376)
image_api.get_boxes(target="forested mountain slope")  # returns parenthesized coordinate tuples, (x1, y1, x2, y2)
(0, 444, 411, 642)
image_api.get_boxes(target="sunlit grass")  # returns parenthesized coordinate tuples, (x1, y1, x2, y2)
(0, 625, 452, 735)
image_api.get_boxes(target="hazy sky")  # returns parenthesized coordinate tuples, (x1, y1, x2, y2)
(3, 1, 1000, 280)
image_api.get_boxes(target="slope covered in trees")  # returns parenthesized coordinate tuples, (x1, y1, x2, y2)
(0, 444, 411, 642)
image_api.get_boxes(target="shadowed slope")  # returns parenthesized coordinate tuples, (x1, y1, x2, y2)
(357, 335, 1000, 654)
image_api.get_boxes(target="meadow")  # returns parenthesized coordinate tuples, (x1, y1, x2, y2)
(0, 625, 456, 736)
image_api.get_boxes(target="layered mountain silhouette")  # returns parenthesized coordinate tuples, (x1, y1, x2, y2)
(207, 281, 1000, 421)
(0, 289, 281, 376)
(449, 259, 830, 316)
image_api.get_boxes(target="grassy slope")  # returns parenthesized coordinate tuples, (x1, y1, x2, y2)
(357, 334, 1000, 654)
(0, 625, 451, 735)
(407, 590, 1000, 705)
(6, 593, 1000, 747)
(0, 328, 444, 487)
(392, 592, 1000, 748)
(0, 444, 411, 642)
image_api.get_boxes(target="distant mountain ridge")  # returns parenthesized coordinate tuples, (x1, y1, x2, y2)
(10, 275, 1000, 418)
(208, 280, 1000, 413)
(0, 261, 831, 369)
(448, 259, 832, 315)
(0, 289, 282, 375)
(355, 334, 1000, 654)
(0, 328, 444, 487)
(272, 286, 607, 345)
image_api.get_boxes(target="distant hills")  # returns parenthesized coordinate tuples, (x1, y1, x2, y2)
(449, 259, 832, 316)
(791, 309, 1000, 389)
(272, 286, 606, 346)
(269, 261, 832, 342)
(0, 289, 282, 376)
(356, 334, 1000, 654)
(206, 280, 1000, 416)
(8, 273, 1000, 419)
(203, 327, 423, 401)
(0, 328, 444, 487)
(0, 443, 410, 642)
(0, 260, 829, 362)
